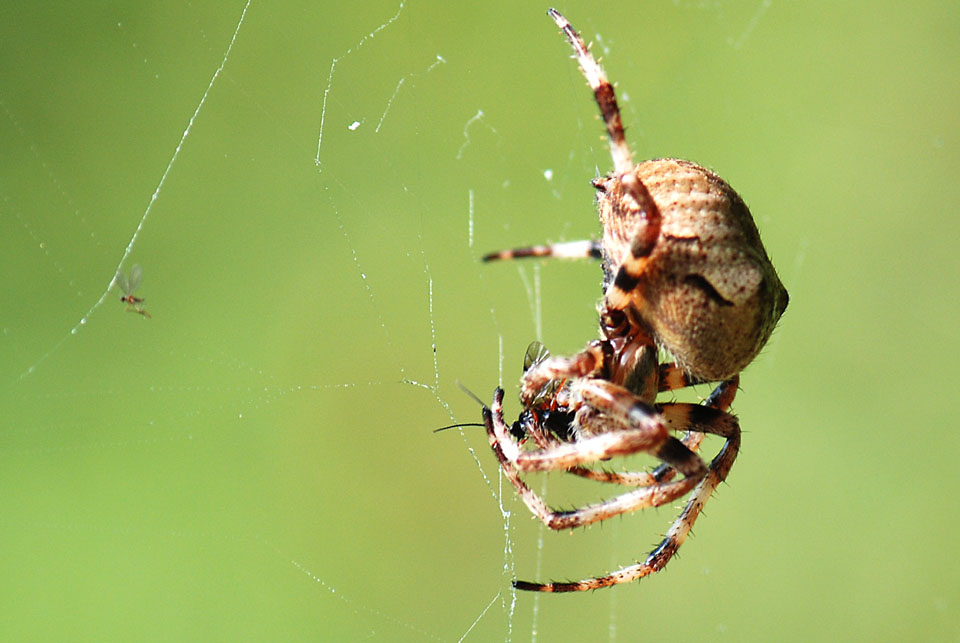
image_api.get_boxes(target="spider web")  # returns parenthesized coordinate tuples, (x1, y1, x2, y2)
(0, 1, 782, 640)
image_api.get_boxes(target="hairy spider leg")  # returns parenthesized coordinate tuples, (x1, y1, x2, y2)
(547, 8, 631, 176)
(482, 239, 601, 263)
(513, 376, 740, 592)
(485, 11, 665, 304)
(641, 363, 723, 481)
(483, 387, 703, 532)
(563, 362, 718, 486)
(548, 8, 665, 309)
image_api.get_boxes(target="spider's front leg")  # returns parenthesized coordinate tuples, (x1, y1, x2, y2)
(482, 387, 704, 532)
(517, 337, 694, 487)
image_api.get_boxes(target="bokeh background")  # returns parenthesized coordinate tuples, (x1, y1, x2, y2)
(2, 1, 958, 640)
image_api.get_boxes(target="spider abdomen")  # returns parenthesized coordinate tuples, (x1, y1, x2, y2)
(598, 158, 788, 381)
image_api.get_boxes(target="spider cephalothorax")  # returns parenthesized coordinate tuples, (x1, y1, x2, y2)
(480, 9, 787, 592)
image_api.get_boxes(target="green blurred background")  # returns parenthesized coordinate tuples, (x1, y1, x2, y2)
(1, 1, 958, 640)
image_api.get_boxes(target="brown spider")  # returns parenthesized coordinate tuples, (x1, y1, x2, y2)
(480, 9, 788, 592)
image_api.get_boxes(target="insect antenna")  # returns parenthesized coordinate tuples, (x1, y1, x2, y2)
(456, 380, 487, 408)
(433, 422, 485, 434)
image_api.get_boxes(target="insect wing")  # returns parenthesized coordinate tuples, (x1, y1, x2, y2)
(522, 341, 561, 409)
(113, 269, 129, 295)
(523, 341, 550, 373)
(127, 264, 143, 294)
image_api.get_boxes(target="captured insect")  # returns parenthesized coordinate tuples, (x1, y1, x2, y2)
(478, 9, 788, 592)
(114, 264, 151, 318)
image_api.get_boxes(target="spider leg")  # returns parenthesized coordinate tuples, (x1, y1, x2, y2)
(564, 467, 658, 486)
(518, 404, 691, 487)
(648, 373, 737, 481)
(519, 340, 609, 408)
(517, 409, 659, 486)
(483, 388, 702, 531)
(602, 172, 664, 313)
(568, 372, 736, 485)
(657, 363, 711, 393)
(497, 377, 706, 478)
(548, 8, 632, 176)
(491, 402, 677, 474)
(568, 430, 705, 487)
(519, 342, 668, 485)
(482, 239, 601, 263)
(514, 376, 740, 592)
(548, 9, 664, 308)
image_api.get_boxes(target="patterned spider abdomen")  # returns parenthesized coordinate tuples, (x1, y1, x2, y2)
(596, 158, 788, 381)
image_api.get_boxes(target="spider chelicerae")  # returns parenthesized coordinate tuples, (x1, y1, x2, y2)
(480, 9, 788, 592)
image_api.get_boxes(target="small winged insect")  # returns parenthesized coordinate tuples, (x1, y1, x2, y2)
(114, 264, 150, 318)
(510, 342, 577, 444)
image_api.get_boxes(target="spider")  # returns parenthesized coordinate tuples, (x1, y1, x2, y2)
(480, 9, 788, 592)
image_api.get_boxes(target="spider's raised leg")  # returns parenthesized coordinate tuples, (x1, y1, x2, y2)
(549, 8, 664, 308)
(483, 387, 704, 531)
(482, 239, 600, 263)
(514, 377, 741, 592)
(548, 8, 631, 176)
